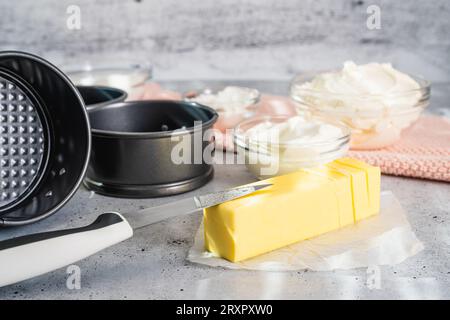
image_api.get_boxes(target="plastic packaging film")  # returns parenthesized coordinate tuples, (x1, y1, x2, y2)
(187, 191, 424, 271)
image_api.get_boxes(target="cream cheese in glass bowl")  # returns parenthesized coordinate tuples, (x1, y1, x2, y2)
(290, 61, 430, 150)
(234, 115, 350, 179)
(185, 86, 261, 131)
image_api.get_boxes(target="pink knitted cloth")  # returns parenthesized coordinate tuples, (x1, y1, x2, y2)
(349, 115, 450, 182)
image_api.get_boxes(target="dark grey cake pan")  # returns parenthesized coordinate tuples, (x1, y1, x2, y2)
(84, 100, 218, 198)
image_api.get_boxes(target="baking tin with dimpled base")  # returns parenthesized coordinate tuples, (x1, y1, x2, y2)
(0, 51, 91, 226)
(84, 100, 218, 198)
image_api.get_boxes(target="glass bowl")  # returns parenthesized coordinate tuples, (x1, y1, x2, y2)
(184, 86, 261, 132)
(63, 59, 152, 100)
(290, 72, 431, 150)
(234, 115, 350, 179)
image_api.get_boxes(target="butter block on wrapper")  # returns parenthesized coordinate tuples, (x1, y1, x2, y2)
(204, 158, 381, 262)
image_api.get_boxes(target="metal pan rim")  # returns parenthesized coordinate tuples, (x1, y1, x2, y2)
(76, 85, 128, 111)
(83, 166, 214, 198)
(89, 100, 219, 139)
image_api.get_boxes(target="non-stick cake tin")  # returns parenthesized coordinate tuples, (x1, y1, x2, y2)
(84, 100, 218, 198)
(0, 51, 91, 226)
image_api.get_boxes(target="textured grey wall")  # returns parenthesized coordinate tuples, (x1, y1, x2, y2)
(0, 0, 449, 81)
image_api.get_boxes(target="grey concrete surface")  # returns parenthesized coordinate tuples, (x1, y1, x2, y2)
(0, 80, 449, 300)
(0, 1, 449, 82)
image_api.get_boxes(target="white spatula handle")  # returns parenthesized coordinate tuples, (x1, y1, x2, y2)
(0, 212, 133, 288)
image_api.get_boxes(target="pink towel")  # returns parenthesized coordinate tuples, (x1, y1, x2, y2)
(131, 82, 182, 100)
(350, 115, 450, 182)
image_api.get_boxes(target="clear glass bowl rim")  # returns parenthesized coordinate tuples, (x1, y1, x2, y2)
(63, 59, 153, 87)
(290, 71, 431, 100)
(233, 115, 351, 149)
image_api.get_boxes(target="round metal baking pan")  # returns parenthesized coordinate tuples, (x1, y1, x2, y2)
(84, 100, 218, 198)
(0, 51, 91, 226)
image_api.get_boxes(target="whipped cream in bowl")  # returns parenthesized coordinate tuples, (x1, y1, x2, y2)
(290, 62, 431, 149)
(234, 115, 350, 179)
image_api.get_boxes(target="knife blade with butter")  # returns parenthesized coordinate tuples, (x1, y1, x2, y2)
(0, 184, 271, 287)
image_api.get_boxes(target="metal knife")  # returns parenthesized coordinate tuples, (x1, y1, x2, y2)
(0, 184, 271, 287)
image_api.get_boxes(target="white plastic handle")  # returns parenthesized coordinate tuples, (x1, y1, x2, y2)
(0, 212, 133, 288)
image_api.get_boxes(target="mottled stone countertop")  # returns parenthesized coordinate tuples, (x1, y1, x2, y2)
(0, 80, 449, 300)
